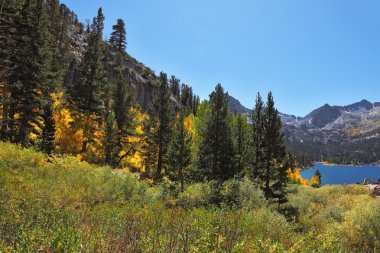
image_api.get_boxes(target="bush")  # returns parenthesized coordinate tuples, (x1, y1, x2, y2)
(177, 182, 212, 207)
(337, 201, 380, 252)
(221, 177, 264, 209)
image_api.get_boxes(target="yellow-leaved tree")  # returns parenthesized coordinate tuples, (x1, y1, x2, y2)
(52, 92, 83, 155)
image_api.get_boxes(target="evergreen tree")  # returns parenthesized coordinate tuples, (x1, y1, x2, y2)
(169, 75, 180, 100)
(251, 92, 264, 179)
(109, 18, 126, 52)
(104, 109, 118, 166)
(233, 114, 250, 176)
(71, 7, 106, 113)
(310, 169, 322, 187)
(0, 0, 20, 140)
(111, 53, 133, 165)
(70, 8, 106, 153)
(262, 92, 286, 200)
(142, 72, 174, 181)
(180, 84, 193, 115)
(197, 84, 235, 182)
(10, 0, 52, 146)
(192, 95, 200, 116)
(315, 169, 322, 183)
(46, 0, 71, 82)
(272, 153, 292, 207)
(40, 99, 55, 155)
(168, 113, 192, 191)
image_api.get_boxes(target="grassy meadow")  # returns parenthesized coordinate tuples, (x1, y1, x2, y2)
(0, 142, 379, 252)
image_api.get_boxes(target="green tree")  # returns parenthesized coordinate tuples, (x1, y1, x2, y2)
(310, 169, 322, 187)
(169, 75, 180, 100)
(111, 53, 134, 166)
(70, 7, 106, 153)
(262, 92, 286, 200)
(251, 92, 264, 179)
(197, 84, 235, 182)
(71, 7, 106, 113)
(10, 0, 52, 146)
(0, 0, 20, 140)
(104, 109, 118, 166)
(40, 98, 55, 155)
(192, 95, 200, 116)
(109, 18, 127, 52)
(46, 0, 71, 83)
(180, 84, 193, 116)
(168, 113, 192, 191)
(142, 73, 174, 181)
(233, 114, 250, 176)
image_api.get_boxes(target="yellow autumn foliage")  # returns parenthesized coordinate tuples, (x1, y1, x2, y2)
(288, 168, 310, 186)
(52, 92, 83, 154)
(122, 107, 148, 171)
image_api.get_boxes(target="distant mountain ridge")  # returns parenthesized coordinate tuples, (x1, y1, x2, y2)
(227, 95, 380, 164)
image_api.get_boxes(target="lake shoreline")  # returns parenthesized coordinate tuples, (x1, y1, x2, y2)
(312, 161, 380, 167)
(301, 163, 380, 185)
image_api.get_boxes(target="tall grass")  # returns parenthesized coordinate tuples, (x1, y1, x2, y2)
(0, 142, 379, 252)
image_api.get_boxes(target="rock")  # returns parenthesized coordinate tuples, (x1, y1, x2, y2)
(365, 184, 380, 197)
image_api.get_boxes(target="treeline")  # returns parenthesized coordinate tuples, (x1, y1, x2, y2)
(0, 0, 293, 203)
(287, 136, 380, 166)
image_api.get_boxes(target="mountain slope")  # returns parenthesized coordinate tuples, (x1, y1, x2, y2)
(227, 95, 380, 164)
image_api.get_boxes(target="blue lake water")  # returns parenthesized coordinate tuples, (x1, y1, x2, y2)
(300, 162, 380, 185)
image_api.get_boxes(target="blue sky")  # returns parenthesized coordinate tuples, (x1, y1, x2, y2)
(62, 0, 380, 116)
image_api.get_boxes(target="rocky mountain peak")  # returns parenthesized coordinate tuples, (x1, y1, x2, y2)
(227, 95, 251, 114)
(342, 99, 373, 112)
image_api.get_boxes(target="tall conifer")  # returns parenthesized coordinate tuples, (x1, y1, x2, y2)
(168, 113, 192, 191)
(142, 73, 173, 181)
(109, 18, 127, 52)
(262, 92, 286, 200)
(251, 93, 264, 179)
(197, 84, 235, 182)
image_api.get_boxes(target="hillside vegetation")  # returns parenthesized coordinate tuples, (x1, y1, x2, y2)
(0, 142, 380, 252)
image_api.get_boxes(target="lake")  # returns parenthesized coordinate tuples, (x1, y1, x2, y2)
(300, 162, 380, 185)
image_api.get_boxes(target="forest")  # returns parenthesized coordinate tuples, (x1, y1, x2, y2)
(0, 0, 379, 252)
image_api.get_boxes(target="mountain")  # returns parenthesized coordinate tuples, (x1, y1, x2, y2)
(63, 9, 164, 110)
(227, 95, 380, 164)
(227, 95, 251, 114)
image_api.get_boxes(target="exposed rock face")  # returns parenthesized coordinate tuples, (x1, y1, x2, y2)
(305, 104, 342, 128)
(62, 10, 163, 110)
(227, 95, 251, 114)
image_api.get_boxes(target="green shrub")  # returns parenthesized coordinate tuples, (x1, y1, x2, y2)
(177, 182, 212, 207)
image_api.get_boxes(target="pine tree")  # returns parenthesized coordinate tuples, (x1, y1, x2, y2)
(109, 18, 126, 52)
(113, 53, 133, 135)
(192, 95, 200, 116)
(72, 7, 106, 113)
(107, 52, 134, 166)
(180, 84, 193, 116)
(169, 75, 180, 100)
(0, 0, 20, 140)
(10, 0, 52, 146)
(251, 92, 264, 179)
(310, 169, 322, 187)
(168, 113, 192, 191)
(70, 8, 106, 153)
(40, 98, 55, 155)
(233, 114, 250, 176)
(104, 109, 118, 166)
(197, 84, 235, 182)
(142, 72, 174, 181)
(262, 92, 286, 200)
(46, 0, 71, 83)
(272, 153, 292, 207)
